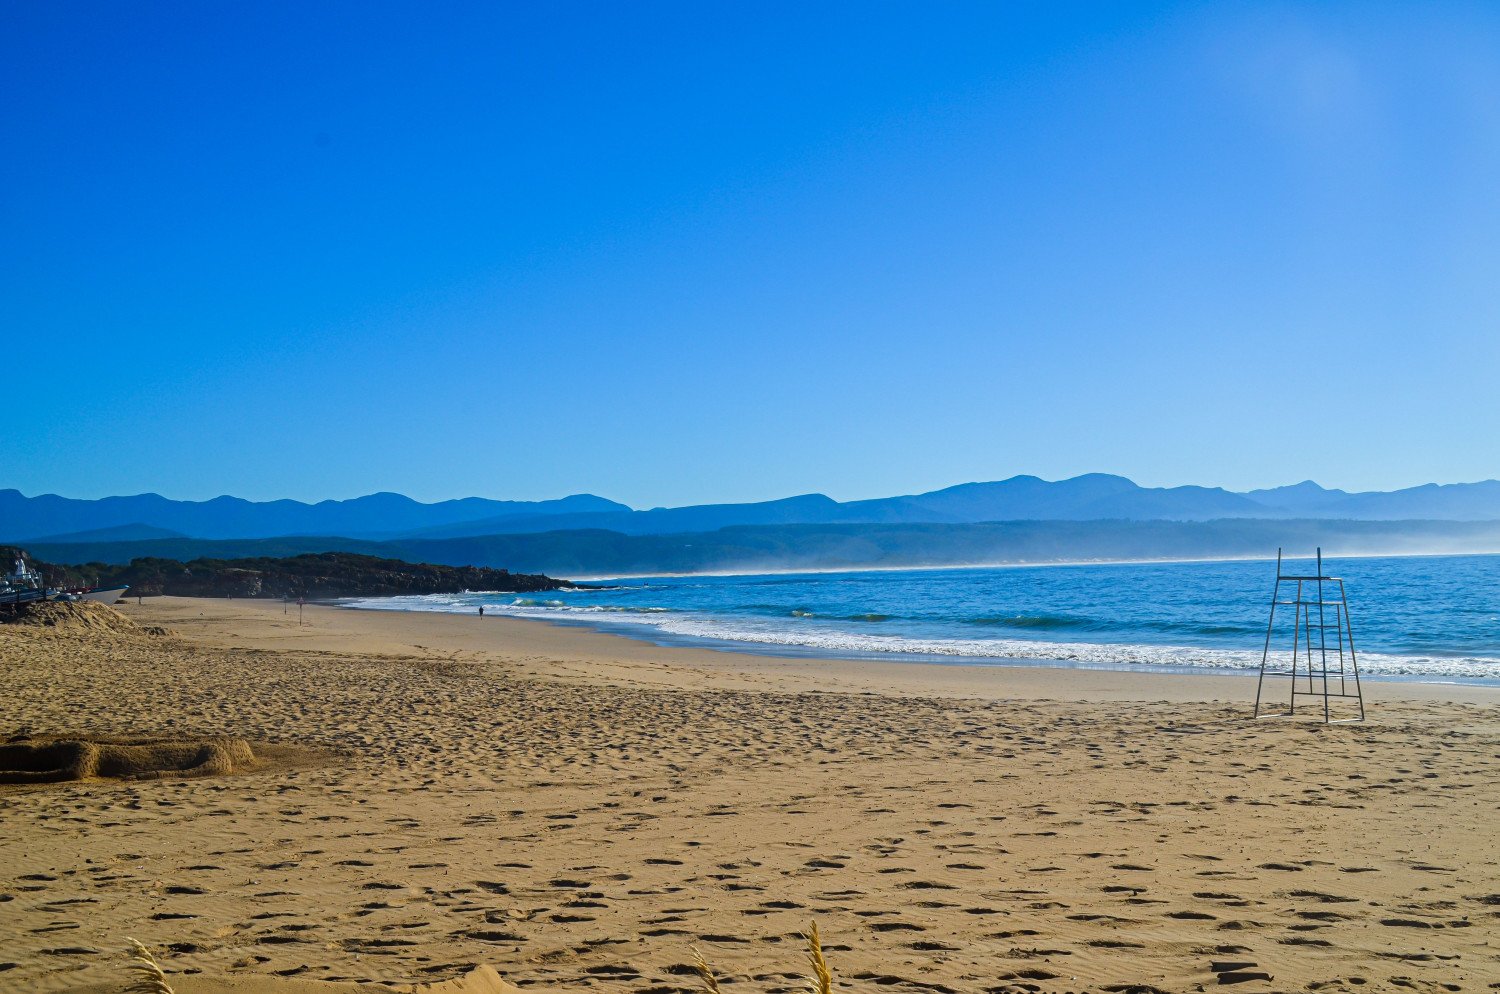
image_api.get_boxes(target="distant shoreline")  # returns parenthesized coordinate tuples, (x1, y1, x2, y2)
(566, 547, 1500, 582)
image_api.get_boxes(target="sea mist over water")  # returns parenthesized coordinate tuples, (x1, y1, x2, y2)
(346, 554, 1500, 684)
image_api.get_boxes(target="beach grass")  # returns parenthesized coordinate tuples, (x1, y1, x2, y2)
(694, 923, 836, 994)
(124, 938, 175, 994)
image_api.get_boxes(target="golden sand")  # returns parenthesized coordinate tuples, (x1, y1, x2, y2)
(2, 597, 1497, 993)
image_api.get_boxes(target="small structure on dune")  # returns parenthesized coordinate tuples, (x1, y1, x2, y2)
(1254, 547, 1366, 723)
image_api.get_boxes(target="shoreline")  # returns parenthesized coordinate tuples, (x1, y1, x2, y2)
(336, 596, 1500, 694)
(233, 595, 1500, 705)
(562, 546, 1500, 582)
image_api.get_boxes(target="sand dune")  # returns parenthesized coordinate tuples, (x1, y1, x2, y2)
(3, 600, 166, 635)
(2, 597, 1496, 992)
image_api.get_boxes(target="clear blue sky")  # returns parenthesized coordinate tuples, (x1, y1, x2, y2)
(5, 2, 1498, 507)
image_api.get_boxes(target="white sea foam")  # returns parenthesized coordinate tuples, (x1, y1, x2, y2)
(341, 595, 1500, 681)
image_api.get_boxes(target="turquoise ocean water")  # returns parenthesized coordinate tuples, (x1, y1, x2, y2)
(346, 553, 1500, 684)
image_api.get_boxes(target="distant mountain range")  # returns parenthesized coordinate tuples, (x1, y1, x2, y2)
(0, 490, 627, 542)
(19, 519, 1500, 579)
(6, 475, 1500, 544)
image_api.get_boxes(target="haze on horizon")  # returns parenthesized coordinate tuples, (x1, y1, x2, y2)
(5, 2, 1498, 509)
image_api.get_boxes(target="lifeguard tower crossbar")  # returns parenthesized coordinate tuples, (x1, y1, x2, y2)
(1253, 548, 1366, 723)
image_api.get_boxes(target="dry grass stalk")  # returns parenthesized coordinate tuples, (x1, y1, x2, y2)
(692, 923, 834, 994)
(804, 922, 834, 994)
(124, 938, 176, 994)
(691, 944, 724, 994)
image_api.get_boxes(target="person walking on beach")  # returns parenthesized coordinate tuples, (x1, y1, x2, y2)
(479, 604, 485, 618)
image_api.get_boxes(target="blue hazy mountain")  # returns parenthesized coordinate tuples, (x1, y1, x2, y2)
(0, 489, 629, 541)
(873, 474, 1266, 522)
(1247, 479, 1500, 520)
(5, 475, 1500, 545)
(408, 493, 869, 538)
(404, 474, 1320, 537)
(26, 523, 188, 544)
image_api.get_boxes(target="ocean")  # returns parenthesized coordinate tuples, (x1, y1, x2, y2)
(344, 553, 1500, 684)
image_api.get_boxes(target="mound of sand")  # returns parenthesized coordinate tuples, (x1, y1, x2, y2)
(0, 736, 256, 784)
(1, 599, 171, 636)
(413, 966, 516, 994)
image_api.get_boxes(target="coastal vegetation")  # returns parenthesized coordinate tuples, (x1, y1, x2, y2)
(2, 549, 580, 599)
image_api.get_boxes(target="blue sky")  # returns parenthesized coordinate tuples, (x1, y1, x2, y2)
(4, 2, 1498, 507)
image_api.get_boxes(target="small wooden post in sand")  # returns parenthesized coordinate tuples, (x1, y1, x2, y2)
(1253, 548, 1366, 723)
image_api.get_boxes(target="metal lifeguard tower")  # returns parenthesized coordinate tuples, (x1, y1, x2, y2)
(1253, 548, 1365, 723)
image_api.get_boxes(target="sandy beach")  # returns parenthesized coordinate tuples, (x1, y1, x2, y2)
(3, 596, 1497, 993)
